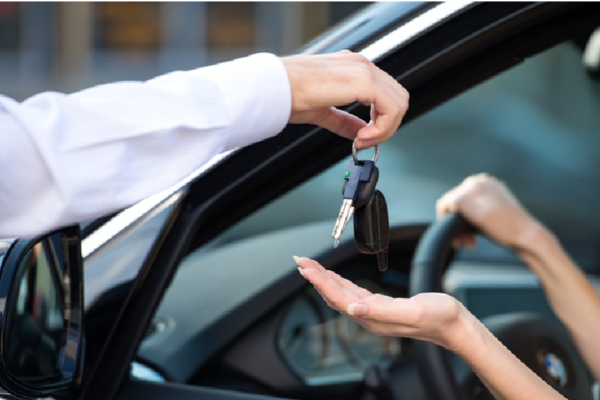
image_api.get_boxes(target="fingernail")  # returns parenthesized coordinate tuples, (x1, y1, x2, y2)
(293, 255, 301, 266)
(297, 267, 305, 277)
(347, 303, 367, 317)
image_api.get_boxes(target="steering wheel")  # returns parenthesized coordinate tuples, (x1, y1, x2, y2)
(408, 213, 593, 400)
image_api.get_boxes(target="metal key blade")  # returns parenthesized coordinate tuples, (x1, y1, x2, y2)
(333, 199, 354, 248)
(341, 207, 355, 234)
(335, 206, 355, 248)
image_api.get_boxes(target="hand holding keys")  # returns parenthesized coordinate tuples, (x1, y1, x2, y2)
(332, 144, 390, 271)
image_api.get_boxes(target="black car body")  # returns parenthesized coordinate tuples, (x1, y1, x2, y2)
(5, 2, 600, 400)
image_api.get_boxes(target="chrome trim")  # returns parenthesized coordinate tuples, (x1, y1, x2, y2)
(360, 1, 473, 61)
(82, 189, 183, 267)
(82, 1, 474, 259)
(82, 150, 235, 260)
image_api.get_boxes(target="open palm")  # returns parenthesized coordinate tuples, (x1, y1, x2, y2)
(295, 256, 467, 350)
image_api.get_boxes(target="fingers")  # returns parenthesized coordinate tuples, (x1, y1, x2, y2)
(434, 173, 538, 250)
(436, 173, 504, 221)
(283, 50, 409, 148)
(325, 270, 373, 299)
(303, 268, 363, 310)
(294, 256, 372, 311)
(311, 107, 367, 140)
(370, 103, 377, 122)
(354, 66, 409, 149)
(347, 295, 410, 321)
(294, 256, 462, 343)
(345, 295, 427, 338)
(294, 256, 339, 308)
(436, 178, 482, 249)
(294, 255, 325, 272)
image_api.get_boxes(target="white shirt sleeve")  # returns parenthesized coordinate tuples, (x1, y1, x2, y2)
(0, 53, 292, 238)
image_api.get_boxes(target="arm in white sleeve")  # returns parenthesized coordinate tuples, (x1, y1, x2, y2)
(0, 53, 291, 238)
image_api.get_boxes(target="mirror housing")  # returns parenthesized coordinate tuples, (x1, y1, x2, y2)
(0, 226, 84, 399)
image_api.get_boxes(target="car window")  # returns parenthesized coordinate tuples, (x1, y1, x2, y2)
(138, 38, 600, 386)
(213, 40, 600, 269)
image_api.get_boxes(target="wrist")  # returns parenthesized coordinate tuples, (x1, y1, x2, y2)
(512, 219, 554, 256)
(514, 221, 574, 285)
(443, 302, 483, 355)
(279, 55, 306, 115)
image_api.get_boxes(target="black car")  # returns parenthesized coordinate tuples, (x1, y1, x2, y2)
(1, 2, 600, 400)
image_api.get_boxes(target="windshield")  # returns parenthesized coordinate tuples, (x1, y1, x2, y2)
(215, 41, 600, 269)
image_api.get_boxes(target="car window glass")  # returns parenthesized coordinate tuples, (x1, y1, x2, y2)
(215, 41, 600, 268)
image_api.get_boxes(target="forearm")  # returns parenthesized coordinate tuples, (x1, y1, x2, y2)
(452, 307, 566, 400)
(516, 225, 600, 381)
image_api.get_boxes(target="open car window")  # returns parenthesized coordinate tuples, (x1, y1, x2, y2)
(135, 35, 600, 387)
(210, 40, 600, 270)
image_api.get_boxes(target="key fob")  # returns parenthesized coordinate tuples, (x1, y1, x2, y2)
(341, 160, 379, 208)
(353, 190, 390, 271)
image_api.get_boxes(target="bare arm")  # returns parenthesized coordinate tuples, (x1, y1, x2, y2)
(456, 307, 565, 400)
(517, 227, 600, 381)
(437, 173, 600, 383)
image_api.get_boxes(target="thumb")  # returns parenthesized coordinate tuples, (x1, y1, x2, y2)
(348, 296, 418, 325)
(312, 107, 368, 140)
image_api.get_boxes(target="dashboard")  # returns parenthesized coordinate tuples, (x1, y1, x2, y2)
(133, 220, 600, 400)
(276, 279, 404, 386)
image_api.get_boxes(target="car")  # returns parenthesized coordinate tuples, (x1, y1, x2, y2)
(1, 2, 600, 400)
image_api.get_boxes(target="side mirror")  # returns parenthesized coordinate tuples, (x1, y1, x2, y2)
(0, 226, 84, 399)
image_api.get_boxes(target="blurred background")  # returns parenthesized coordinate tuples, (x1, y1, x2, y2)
(0, 2, 366, 101)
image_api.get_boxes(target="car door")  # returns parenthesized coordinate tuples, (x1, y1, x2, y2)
(76, 3, 600, 400)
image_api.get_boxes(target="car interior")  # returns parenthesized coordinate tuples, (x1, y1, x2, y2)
(129, 34, 600, 400)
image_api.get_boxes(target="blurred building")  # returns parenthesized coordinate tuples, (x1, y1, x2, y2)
(0, 2, 367, 101)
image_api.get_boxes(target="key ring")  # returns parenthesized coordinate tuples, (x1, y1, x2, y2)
(352, 143, 380, 165)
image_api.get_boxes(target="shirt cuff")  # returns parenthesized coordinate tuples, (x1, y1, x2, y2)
(191, 53, 293, 151)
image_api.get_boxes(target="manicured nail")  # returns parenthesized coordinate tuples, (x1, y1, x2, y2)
(293, 255, 302, 266)
(347, 303, 368, 317)
(297, 267, 305, 277)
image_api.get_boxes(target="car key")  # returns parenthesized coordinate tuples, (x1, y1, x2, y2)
(354, 189, 390, 271)
(332, 144, 380, 248)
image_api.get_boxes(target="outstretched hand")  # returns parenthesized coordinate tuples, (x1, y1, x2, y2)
(294, 256, 470, 350)
(281, 51, 409, 149)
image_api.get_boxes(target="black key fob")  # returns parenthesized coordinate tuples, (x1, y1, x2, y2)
(353, 190, 390, 271)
